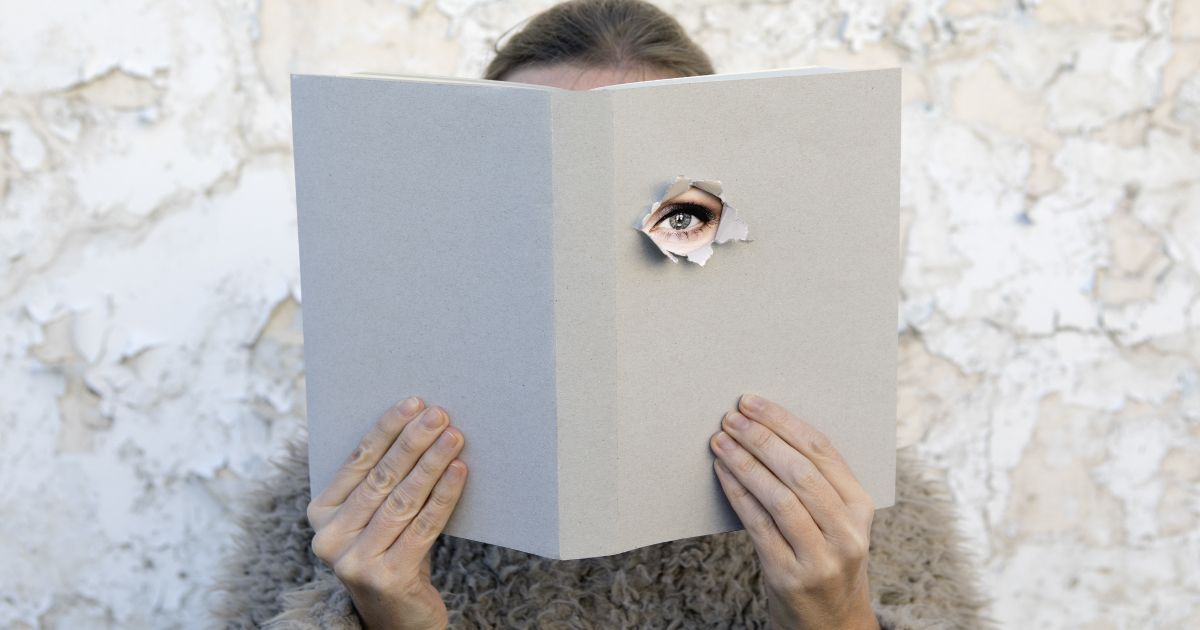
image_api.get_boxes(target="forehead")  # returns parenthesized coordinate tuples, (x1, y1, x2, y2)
(502, 63, 681, 90)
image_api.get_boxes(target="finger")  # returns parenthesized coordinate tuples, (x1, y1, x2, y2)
(712, 457, 796, 564)
(329, 405, 451, 533)
(355, 426, 464, 557)
(739, 393, 875, 520)
(420, 546, 433, 583)
(386, 459, 468, 575)
(711, 431, 823, 557)
(722, 410, 854, 541)
(313, 397, 426, 513)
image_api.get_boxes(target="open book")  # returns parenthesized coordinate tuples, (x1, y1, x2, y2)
(290, 66, 899, 560)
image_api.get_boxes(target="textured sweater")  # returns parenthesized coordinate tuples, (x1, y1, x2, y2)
(209, 436, 995, 628)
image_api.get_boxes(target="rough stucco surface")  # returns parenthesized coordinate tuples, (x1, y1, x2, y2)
(0, 0, 1196, 627)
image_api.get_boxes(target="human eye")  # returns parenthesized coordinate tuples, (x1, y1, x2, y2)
(635, 177, 749, 265)
(650, 203, 717, 240)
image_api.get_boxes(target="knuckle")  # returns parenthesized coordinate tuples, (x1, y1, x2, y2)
(368, 462, 400, 491)
(790, 460, 821, 486)
(428, 484, 456, 510)
(811, 558, 843, 586)
(727, 478, 753, 500)
(384, 486, 420, 519)
(344, 443, 370, 468)
(331, 554, 365, 584)
(765, 404, 791, 425)
(396, 431, 423, 456)
(843, 531, 870, 561)
(417, 454, 444, 478)
(408, 511, 441, 539)
(769, 491, 798, 515)
(751, 427, 774, 450)
(750, 510, 776, 534)
(808, 430, 834, 456)
(734, 454, 757, 475)
(311, 530, 337, 563)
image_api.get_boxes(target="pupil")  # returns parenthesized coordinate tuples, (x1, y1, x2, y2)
(669, 213, 692, 229)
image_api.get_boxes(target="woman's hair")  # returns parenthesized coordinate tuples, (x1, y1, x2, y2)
(483, 0, 714, 81)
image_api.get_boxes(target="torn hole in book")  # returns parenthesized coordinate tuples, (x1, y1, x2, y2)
(634, 175, 751, 266)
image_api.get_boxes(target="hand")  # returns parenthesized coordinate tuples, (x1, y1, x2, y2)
(307, 397, 468, 630)
(709, 393, 879, 630)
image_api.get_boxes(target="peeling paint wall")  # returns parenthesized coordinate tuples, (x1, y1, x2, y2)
(0, 0, 1196, 627)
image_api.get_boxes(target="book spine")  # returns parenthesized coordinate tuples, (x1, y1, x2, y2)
(548, 90, 622, 560)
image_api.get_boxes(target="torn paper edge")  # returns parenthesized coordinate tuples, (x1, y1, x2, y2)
(633, 174, 751, 266)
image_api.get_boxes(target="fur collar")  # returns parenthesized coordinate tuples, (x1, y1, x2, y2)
(209, 437, 995, 628)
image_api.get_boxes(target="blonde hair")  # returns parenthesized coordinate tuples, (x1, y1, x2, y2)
(483, 0, 714, 81)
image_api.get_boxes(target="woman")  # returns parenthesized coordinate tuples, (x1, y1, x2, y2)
(211, 1, 993, 628)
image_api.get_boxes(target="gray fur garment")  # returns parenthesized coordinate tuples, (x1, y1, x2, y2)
(209, 436, 995, 628)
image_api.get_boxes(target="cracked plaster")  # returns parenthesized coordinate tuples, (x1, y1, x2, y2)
(0, 1, 1197, 627)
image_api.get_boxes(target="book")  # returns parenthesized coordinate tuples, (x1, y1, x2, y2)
(289, 66, 899, 560)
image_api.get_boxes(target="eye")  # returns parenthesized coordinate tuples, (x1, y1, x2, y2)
(652, 204, 715, 234)
(666, 212, 694, 230)
(635, 179, 745, 265)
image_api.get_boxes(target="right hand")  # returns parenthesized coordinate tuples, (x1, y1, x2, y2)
(307, 396, 468, 630)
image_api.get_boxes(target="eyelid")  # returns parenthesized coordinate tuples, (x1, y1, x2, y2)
(651, 202, 716, 227)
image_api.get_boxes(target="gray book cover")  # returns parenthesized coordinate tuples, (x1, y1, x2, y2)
(290, 66, 900, 560)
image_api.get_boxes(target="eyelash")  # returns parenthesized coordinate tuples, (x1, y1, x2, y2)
(653, 203, 717, 240)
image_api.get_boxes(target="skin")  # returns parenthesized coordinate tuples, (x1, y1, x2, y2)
(643, 186, 725, 257)
(712, 394, 880, 629)
(307, 62, 879, 630)
(308, 397, 465, 630)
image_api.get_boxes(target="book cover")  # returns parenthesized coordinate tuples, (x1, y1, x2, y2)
(290, 66, 900, 560)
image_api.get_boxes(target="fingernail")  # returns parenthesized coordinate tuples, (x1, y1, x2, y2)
(398, 396, 421, 415)
(421, 407, 446, 428)
(715, 432, 735, 451)
(742, 393, 765, 413)
(725, 412, 751, 430)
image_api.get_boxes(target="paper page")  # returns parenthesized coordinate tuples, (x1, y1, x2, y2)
(603, 67, 900, 555)
(291, 73, 563, 558)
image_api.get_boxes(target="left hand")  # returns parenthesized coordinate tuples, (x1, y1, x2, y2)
(709, 393, 879, 630)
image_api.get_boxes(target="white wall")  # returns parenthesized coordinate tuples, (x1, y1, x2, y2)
(0, 0, 1197, 627)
